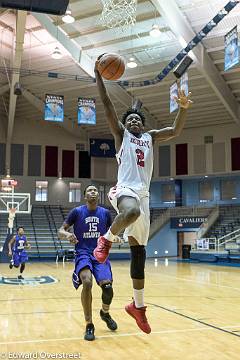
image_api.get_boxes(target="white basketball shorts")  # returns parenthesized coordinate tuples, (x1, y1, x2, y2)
(108, 186, 150, 246)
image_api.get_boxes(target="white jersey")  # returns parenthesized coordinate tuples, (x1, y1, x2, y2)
(116, 129, 153, 191)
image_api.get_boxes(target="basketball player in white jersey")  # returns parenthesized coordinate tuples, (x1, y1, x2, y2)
(94, 60, 192, 334)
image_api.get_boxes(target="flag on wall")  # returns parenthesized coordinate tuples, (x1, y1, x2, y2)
(78, 98, 96, 125)
(170, 73, 189, 113)
(44, 94, 64, 122)
(90, 139, 116, 158)
(224, 26, 239, 71)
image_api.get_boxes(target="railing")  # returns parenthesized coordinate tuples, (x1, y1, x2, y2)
(217, 228, 240, 251)
(197, 206, 219, 239)
(169, 205, 214, 217)
(44, 206, 57, 251)
(30, 209, 40, 259)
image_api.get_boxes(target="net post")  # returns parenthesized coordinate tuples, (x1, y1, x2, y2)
(8, 207, 17, 234)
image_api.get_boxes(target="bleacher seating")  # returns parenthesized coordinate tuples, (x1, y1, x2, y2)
(0, 213, 9, 251)
(206, 205, 240, 239)
(150, 208, 167, 223)
(1, 204, 179, 260)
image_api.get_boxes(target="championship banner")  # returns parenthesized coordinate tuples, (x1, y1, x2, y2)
(44, 94, 64, 122)
(170, 73, 189, 113)
(78, 98, 96, 125)
(224, 26, 239, 71)
(90, 139, 115, 158)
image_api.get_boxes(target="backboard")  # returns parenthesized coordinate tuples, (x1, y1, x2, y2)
(0, 192, 31, 213)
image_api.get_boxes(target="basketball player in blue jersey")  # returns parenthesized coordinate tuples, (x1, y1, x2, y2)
(8, 226, 31, 280)
(58, 185, 117, 341)
(94, 60, 192, 334)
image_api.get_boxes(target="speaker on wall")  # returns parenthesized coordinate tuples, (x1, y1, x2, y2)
(173, 56, 193, 79)
(0, 0, 69, 15)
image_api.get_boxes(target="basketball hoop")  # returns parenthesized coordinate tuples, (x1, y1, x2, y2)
(100, 0, 137, 32)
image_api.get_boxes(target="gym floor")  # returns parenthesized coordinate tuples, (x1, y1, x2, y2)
(0, 259, 240, 359)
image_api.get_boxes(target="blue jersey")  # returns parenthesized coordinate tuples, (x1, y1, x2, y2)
(65, 205, 112, 253)
(13, 235, 27, 252)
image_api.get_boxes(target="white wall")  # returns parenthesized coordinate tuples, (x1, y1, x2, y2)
(10, 176, 91, 207)
(1, 116, 119, 206)
(2, 116, 240, 206)
(152, 122, 240, 179)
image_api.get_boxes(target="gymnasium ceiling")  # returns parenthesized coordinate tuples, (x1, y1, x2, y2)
(0, 0, 240, 142)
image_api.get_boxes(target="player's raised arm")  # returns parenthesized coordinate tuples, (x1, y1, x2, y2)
(8, 236, 15, 256)
(149, 88, 193, 142)
(94, 60, 124, 145)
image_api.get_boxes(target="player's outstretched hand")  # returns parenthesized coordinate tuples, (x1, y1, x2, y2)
(174, 89, 193, 109)
(66, 233, 78, 245)
(26, 244, 31, 250)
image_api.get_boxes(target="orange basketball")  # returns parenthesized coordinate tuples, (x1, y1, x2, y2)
(97, 53, 125, 81)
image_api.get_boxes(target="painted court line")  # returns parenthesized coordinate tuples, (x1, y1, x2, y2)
(148, 302, 240, 338)
(1, 324, 240, 345)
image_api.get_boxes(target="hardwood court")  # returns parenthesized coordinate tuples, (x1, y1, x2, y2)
(0, 260, 240, 360)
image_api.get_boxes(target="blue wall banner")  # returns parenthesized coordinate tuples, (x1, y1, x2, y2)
(170, 82, 178, 113)
(170, 73, 189, 113)
(180, 72, 189, 96)
(171, 216, 207, 229)
(78, 98, 96, 125)
(44, 94, 64, 122)
(90, 138, 116, 158)
(224, 25, 239, 71)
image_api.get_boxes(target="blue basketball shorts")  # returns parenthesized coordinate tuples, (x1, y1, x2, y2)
(13, 250, 28, 266)
(72, 252, 112, 290)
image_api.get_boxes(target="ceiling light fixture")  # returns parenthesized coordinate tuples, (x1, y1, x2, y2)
(52, 46, 63, 60)
(150, 24, 161, 38)
(62, 9, 75, 24)
(127, 57, 137, 68)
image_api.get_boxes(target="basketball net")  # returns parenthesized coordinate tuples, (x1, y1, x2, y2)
(100, 0, 137, 32)
(8, 207, 16, 230)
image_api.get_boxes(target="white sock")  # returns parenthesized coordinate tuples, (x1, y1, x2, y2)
(133, 288, 144, 308)
(104, 229, 115, 242)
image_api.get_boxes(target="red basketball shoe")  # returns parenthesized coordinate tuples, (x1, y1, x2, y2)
(125, 301, 151, 334)
(93, 236, 112, 263)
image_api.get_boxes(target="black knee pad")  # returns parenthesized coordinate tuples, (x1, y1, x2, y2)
(130, 245, 146, 279)
(101, 283, 113, 305)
